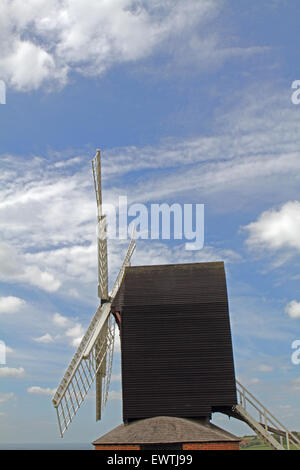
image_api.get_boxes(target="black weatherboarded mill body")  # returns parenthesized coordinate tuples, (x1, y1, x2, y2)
(112, 262, 237, 422)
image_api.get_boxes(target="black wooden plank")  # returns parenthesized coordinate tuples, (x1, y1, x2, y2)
(112, 262, 237, 421)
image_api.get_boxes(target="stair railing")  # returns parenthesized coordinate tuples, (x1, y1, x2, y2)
(236, 379, 300, 450)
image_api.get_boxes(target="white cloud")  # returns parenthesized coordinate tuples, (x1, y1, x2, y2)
(248, 377, 260, 385)
(27, 386, 56, 396)
(0, 0, 223, 91)
(66, 324, 84, 338)
(66, 323, 85, 347)
(54, 157, 82, 168)
(1, 86, 300, 298)
(291, 378, 300, 392)
(244, 201, 300, 253)
(30, 312, 88, 349)
(257, 364, 274, 373)
(20, 265, 61, 293)
(0, 0, 268, 92)
(115, 91, 300, 210)
(52, 313, 70, 328)
(110, 374, 121, 382)
(1, 39, 65, 91)
(0, 296, 25, 314)
(33, 333, 55, 344)
(26, 244, 97, 284)
(67, 288, 80, 298)
(108, 390, 122, 400)
(0, 241, 61, 293)
(0, 367, 25, 377)
(71, 337, 82, 348)
(131, 241, 241, 270)
(114, 331, 121, 353)
(285, 301, 300, 320)
(4, 346, 14, 355)
(279, 405, 292, 410)
(0, 392, 15, 403)
(52, 313, 85, 347)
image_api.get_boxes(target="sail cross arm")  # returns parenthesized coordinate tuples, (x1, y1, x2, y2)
(84, 237, 136, 359)
(83, 302, 112, 359)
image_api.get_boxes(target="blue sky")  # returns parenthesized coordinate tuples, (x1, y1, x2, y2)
(0, 0, 300, 446)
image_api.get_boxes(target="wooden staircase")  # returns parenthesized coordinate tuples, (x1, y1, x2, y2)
(227, 380, 300, 450)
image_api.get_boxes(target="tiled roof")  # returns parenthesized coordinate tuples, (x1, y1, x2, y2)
(93, 416, 240, 445)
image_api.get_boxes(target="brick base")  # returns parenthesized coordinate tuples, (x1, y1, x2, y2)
(182, 442, 240, 450)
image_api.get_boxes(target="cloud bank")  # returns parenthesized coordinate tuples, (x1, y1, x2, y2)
(244, 201, 300, 253)
(0, 0, 222, 91)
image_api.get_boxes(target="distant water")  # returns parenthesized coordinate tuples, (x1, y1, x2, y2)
(0, 443, 93, 450)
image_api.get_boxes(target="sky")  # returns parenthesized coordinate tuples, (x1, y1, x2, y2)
(0, 0, 300, 448)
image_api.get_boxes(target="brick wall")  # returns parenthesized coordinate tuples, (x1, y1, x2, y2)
(182, 442, 240, 450)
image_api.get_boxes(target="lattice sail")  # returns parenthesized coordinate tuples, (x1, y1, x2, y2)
(52, 237, 135, 436)
(54, 312, 115, 437)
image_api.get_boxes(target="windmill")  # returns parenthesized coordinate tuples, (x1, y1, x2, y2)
(52, 150, 300, 450)
(52, 150, 135, 437)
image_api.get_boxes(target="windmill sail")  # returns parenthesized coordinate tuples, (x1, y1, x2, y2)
(52, 237, 135, 437)
(92, 150, 109, 420)
(92, 150, 109, 302)
(52, 149, 136, 436)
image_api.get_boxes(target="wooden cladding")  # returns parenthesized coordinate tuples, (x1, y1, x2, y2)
(112, 262, 237, 422)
